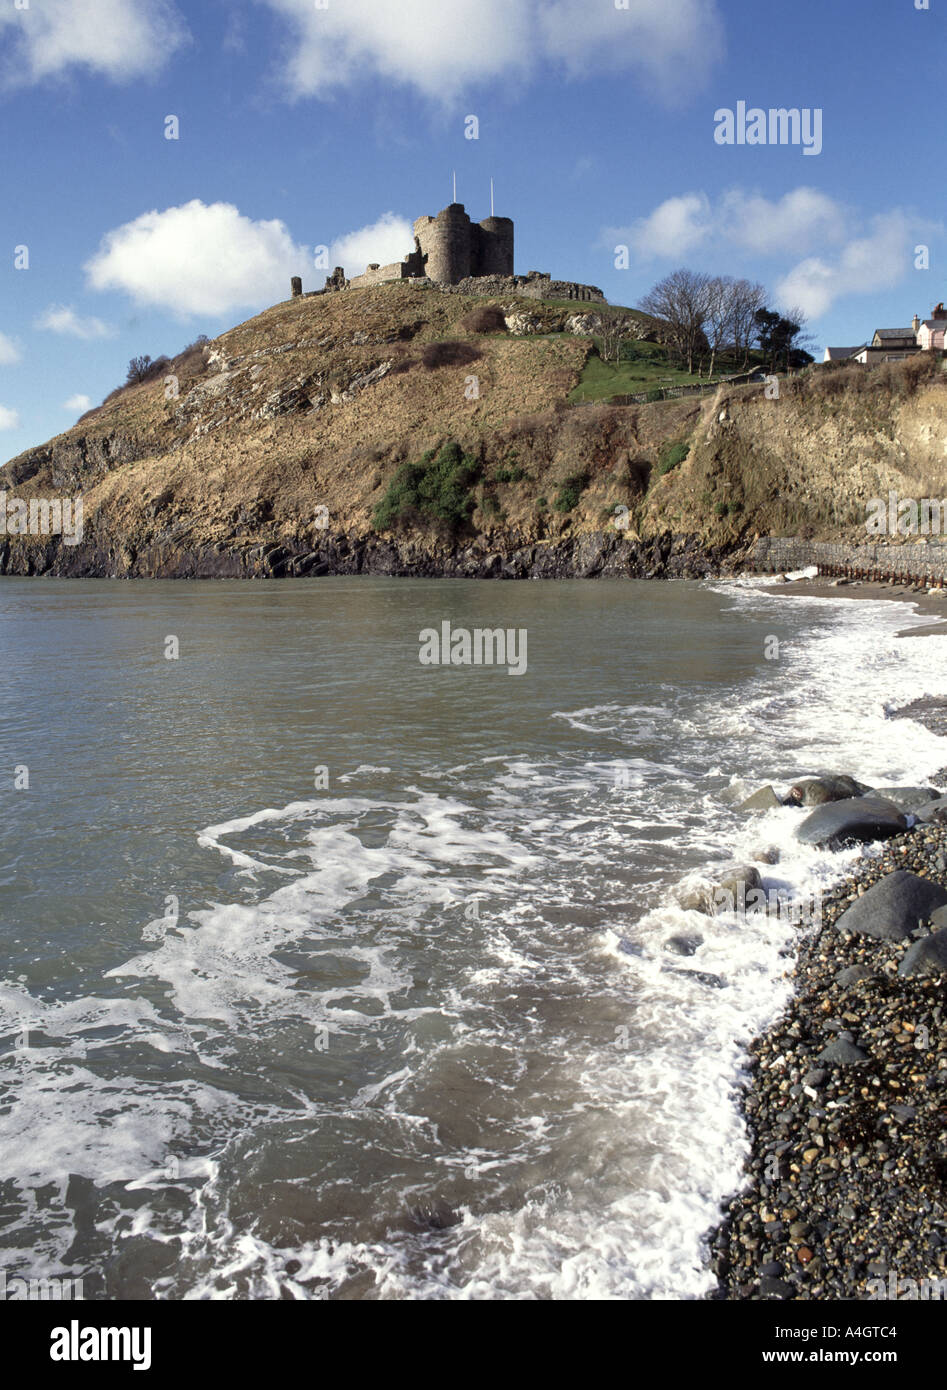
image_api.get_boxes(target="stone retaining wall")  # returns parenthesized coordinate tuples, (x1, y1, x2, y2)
(753, 537, 947, 586)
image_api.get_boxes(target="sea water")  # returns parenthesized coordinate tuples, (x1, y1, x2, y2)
(0, 576, 944, 1300)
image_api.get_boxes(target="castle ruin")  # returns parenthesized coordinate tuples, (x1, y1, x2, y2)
(290, 201, 604, 304)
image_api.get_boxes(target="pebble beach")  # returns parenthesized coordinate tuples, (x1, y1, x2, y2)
(710, 578, 947, 1301)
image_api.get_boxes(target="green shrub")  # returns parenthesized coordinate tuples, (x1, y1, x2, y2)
(372, 441, 481, 532)
(552, 471, 589, 513)
(536, 496, 548, 510)
(493, 465, 526, 483)
(656, 440, 690, 476)
(646, 388, 664, 403)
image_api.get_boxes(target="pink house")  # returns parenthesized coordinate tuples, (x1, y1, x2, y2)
(913, 303, 947, 351)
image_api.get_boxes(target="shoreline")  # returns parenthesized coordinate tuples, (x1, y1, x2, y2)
(763, 573, 947, 638)
(705, 605, 947, 1298)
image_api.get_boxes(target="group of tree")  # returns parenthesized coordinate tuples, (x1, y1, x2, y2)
(637, 270, 813, 376)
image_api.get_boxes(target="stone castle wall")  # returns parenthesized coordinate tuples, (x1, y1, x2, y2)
(308, 203, 602, 302)
(412, 204, 514, 284)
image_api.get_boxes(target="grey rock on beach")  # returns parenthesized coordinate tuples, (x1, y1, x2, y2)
(833, 869, 947, 941)
(795, 796, 907, 849)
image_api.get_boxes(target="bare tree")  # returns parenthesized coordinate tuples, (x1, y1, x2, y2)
(598, 313, 638, 364)
(727, 279, 767, 370)
(703, 276, 736, 379)
(639, 270, 713, 375)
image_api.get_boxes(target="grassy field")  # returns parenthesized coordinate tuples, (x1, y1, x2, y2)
(569, 342, 764, 403)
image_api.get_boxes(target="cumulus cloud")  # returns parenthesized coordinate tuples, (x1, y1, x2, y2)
(0, 0, 186, 86)
(84, 200, 310, 318)
(608, 189, 937, 322)
(539, 0, 723, 86)
(0, 332, 22, 365)
(719, 188, 848, 256)
(260, 0, 722, 101)
(0, 405, 20, 431)
(36, 305, 115, 340)
(612, 193, 712, 261)
(612, 187, 848, 263)
(775, 212, 919, 319)
(64, 394, 93, 412)
(330, 214, 414, 277)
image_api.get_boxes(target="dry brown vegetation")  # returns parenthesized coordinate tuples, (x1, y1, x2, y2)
(4, 281, 947, 573)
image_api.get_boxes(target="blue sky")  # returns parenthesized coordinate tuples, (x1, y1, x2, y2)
(0, 0, 943, 460)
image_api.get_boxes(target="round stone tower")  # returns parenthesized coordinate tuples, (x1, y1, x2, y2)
(414, 204, 472, 284)
(476, 216, 515, 277)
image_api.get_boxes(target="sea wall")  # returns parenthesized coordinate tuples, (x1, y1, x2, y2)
(754, 538, 947, 586)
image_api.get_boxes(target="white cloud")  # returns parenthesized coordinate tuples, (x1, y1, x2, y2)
(0, 332, 21, 365)
(260, 0, 722, 101)
(614, 193, 712, 261)
(0, 0, 186, 86)
(608, 189, 937, 323)
(776, 212, 918, 319)
(330, 214, 414, 277)
(539, 0, 723, 86)
(84, 200, 310, 318)
(0, 405, 20, 431)
(64, 394, 93, 412)
(36, 305, 115, 340)
(612, 187, 847, 263)
(720, 188, 847, 256)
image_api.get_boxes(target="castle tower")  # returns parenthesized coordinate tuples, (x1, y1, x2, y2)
(413, 204, 472, 284)
(474, 217, 514, 277)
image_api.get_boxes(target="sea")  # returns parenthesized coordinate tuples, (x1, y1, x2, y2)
(1, 575, 945, 1300)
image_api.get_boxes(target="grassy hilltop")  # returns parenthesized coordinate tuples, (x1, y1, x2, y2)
(2, 281, 946, 579)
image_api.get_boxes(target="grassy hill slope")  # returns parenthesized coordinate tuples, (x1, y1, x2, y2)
(2, 283, 946, 579)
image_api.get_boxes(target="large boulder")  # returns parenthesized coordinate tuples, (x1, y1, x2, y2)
(678, 863, 764, 915)
(915, 796, 947, 825)
(833, 870, 947, 941)
(872, 786, 942, 812)
(784, 774, 872, 807)
(738, 785, 781, 813)
(898, 928, 947, 977)
(795, 796, 907, 849)
(504, 312, 543, 336)
(565, 313, 603, 336)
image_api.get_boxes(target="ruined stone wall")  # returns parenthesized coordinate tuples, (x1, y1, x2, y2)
(347, 246, 425, 291)
(348, 261, 405, 289)
(435, 273, 605, 302)
(753, 537, 947, 585)
(519, 278, 605, 303)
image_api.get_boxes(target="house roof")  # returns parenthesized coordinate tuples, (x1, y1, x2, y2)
(824, 347, 859, 359)
(873, 328, 915, 340)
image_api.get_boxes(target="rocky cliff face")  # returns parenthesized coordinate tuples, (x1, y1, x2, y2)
(2, 282, 945, 581)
